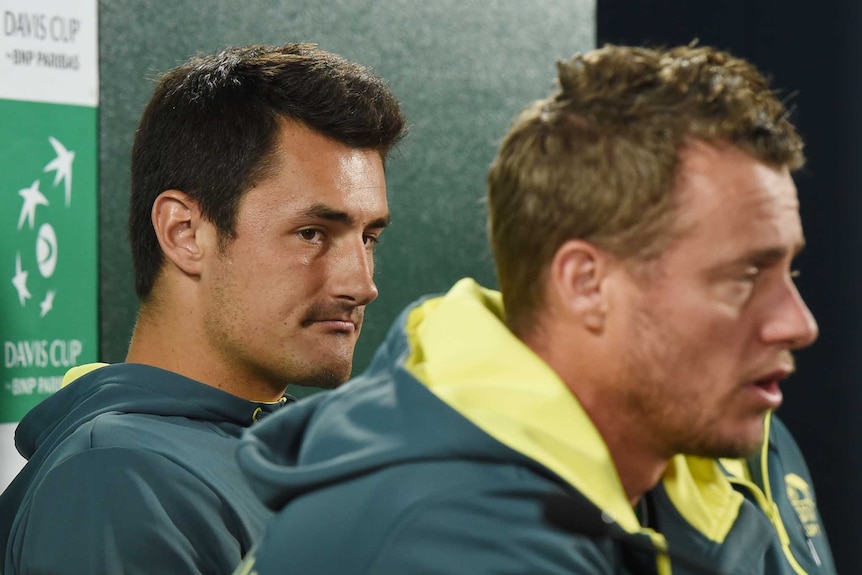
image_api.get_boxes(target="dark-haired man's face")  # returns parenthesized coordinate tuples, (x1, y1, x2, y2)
(199, 120, 388, 398)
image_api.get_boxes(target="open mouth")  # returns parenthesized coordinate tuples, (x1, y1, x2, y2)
(749, 374, 784, 408)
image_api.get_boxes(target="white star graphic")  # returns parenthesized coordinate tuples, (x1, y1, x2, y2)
(43, 136, 75, 207)
(12, 253, 31, 306)
(17, 180, 49, 230)
(39, 290, 56, 317)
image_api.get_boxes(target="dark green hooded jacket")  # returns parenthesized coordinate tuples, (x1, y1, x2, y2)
(0, 363, 288, 574)
(236, 279, 835, 575)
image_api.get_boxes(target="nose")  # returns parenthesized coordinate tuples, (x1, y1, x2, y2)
(332, 237, 378, 306)
(760, 279, 819, 350)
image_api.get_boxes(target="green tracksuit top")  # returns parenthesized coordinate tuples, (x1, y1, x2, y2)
(0, 363, 289, 574)
(237, 279, 836, 575)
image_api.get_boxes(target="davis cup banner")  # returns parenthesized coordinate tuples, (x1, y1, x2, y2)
(0, 0, 98, 489)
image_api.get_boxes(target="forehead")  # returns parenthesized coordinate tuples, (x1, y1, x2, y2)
(239, 120, 388, 222)
(668, 141, 803, 257)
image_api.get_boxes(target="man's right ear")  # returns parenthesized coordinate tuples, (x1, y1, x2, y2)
(151, 190, 213, 276)
(549, 239, 611, 333)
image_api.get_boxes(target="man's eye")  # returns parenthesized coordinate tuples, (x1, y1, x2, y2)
(739, 265, 760, 283)
(363, 234, 379, 246)
(298, 229, 322, 241)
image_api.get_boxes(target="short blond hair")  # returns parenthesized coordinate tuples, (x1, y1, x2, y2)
(488, 44, 804, 334)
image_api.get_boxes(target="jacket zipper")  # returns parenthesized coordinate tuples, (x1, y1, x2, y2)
(725, 414, 809, 575)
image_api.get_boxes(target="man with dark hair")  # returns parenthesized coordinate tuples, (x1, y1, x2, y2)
(234, 45, 836, 574)
(0, 43, 406, 574)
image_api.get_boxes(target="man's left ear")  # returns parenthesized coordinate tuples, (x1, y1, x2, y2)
(151, 189, 215, 277)
(549, 239, 611, 332)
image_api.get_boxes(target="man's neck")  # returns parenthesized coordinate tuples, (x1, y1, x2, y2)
(523, 328, 668, 505)
(126, 308, 286, 403)
(584, 402, 669, 505)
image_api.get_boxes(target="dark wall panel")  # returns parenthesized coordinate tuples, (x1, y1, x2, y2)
(599, 2, 860, 571)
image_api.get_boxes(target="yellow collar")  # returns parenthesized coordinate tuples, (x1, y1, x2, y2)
(404, 278, 743, 542)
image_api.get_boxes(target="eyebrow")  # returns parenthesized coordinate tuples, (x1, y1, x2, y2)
(302, 202, 390, 229)
(745, 240, 806, 267)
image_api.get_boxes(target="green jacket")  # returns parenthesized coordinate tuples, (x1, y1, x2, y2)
(1, 363, 289, 574)
(237, 279, 836, 574)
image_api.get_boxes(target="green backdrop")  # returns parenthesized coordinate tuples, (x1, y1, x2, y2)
(98, 0, 595, 395)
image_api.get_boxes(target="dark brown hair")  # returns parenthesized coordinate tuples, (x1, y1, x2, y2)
(129, 43, 406, 299)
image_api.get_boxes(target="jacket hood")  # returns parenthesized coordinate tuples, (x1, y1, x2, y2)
(236, 291, 529, 512)
(16, 363, 287, 460)
(239, 279, 745, 543)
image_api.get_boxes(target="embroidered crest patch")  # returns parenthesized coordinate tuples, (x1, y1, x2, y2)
(785, 473, 821, 538)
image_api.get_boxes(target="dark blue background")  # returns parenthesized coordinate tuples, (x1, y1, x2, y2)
(598, 2, 861, 571)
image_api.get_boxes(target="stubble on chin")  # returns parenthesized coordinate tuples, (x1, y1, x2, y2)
(618, 372, 768, 461)
(303, 364, 352, 389)
(666, 410, 768, 460)
(282, 343, 356, 390)
(288, 304, 364, 389)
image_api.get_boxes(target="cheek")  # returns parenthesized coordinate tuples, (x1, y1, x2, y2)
(656, 285, 746, 344)
(637, 310, 738, 377)
(238, 249, 305, 289)
(666, 333, 750, 402)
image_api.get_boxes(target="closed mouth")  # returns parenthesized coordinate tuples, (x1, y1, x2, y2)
(303, 318, 358, 332)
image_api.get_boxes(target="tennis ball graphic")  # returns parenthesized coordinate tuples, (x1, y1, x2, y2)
(36, 223, 58, 278)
